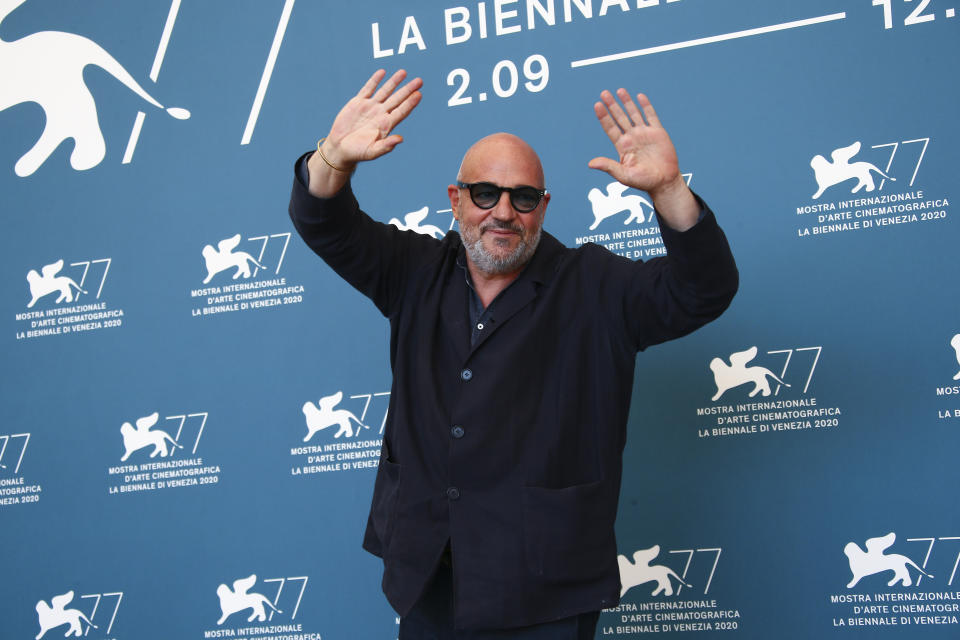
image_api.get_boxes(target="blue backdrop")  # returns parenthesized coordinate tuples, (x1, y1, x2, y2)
(2, 0, 959, 638)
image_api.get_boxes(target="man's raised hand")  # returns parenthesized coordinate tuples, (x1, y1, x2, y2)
(588, 89, 698, 231)
(308, 69, 423, 198)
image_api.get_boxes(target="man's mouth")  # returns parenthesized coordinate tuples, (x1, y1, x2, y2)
(482, 223, 522, 236)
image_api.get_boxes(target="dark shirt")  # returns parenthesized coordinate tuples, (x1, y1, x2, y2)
(289, 154, 738, 629)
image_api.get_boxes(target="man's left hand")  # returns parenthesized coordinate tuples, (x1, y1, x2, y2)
(589, 89, 699, 231)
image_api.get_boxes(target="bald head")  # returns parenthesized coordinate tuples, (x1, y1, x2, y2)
(457, 133, 545, 188)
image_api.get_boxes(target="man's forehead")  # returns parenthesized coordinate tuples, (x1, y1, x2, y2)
(459, 134, 545, 186)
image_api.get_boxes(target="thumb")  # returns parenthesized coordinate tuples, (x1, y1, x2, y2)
(588, 156, 623, 180)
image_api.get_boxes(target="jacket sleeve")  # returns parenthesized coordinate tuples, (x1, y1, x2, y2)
(287, 153, 442, 318)
(613, 195, 739, 352)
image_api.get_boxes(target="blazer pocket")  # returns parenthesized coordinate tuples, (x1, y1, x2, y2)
(522, 480, 616, 583)
(369, 457, 401, 548)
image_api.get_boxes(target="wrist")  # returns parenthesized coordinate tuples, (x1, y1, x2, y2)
(649, 175, 698, 232)
(317, 138, 354, 173)
(647, 173, 688, 203)
(306, 148, 351, 199)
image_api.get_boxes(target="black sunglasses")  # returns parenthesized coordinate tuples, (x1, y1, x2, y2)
(456, 181, 547, 213)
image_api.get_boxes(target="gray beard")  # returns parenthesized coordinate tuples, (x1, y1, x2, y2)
(462, 224, 542, 275)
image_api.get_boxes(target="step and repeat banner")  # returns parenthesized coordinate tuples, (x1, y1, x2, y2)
(2, 0, 958, 638)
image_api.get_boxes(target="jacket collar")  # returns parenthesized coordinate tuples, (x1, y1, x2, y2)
(446, 230, 567, 357)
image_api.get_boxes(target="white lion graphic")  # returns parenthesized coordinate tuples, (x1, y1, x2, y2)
(710, 346, 790, 401)
(587, 181, 652, 231)
(0, 0, 190, 177)
(810, 141, 895, 200)
(618, 545, 692, 597)
(201, 234, 266, 284)
(216, 574, 282, 625)
(120, 412, 182, 461)
(951, 334, 960, 381)
(389, 206, 445, 239)
(302, 391, 366, 441)
(844, 532, 934, 588)
(35, 590, 97, 639)
(26, 259, 86, 307)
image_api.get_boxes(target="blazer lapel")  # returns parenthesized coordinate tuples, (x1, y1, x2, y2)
(441, 250, 471, 363)
(467, 232, 565, 356)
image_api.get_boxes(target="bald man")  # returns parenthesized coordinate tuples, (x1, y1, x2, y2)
(289, 70, 738, 639)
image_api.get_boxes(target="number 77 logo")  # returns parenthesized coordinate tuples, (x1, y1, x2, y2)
(0, 433, 30, 473)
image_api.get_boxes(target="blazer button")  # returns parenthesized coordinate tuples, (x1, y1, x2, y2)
(451, 425, 465, 439)
(446, 486, 461, 500)
(460, 368, 473, 381)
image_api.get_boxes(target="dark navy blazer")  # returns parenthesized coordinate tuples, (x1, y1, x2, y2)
(289, 160, 738, 630)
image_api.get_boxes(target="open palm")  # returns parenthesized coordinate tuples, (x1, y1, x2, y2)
(588, 88, 682, 195)
(324, 69, 423, 167)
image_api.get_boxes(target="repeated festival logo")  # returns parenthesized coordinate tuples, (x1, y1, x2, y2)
(795, 135, 950, 238)
(809, 141, 894, 200)
(829, 532, 960, 630)
(190, 231, 305, 317)
(0, 431, 29, 474)
(201, 235, 268, 284)
(119, 412, 187, 461)
(586, 181, 653, 231)
(572, 175, 690, 259)
(205, 573, 321, 640)
(603, 543, 741, 635)
(618, 545, 698, 597)
(695, 344, 842, 440)
(302, 390, 370, 441)
(389, 205, 452, 238)
(0, 431, 42, 508)
(15, 256, 123, 340)
(290, 389, 387, 477)
(107, 410, 220, 495)
(34, 589, 123, 639)
(708, 346, 793, 402)
(843, 533, 933, 589)
(0, 0, 189, 177)
(216, 575, 288, 625)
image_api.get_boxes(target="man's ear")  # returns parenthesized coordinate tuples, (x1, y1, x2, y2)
(447, 184, 461, 219)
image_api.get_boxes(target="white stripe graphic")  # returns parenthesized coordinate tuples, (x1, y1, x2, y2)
(571, 12, 846, 68)
(241, 0, 296, 145)
(151, 0, 182, 81)
(123, 0, 183, 164)
(122, 112, 146, 164)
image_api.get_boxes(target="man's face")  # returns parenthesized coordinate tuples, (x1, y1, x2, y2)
(448, 134, 550, 277)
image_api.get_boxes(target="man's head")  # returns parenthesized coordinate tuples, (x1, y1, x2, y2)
(448, 133, 550, 277)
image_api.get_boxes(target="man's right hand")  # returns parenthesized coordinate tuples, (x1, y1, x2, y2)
(307, 69, 423, 198)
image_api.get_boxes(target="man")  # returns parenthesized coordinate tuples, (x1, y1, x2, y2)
(289, 69, 738, 638)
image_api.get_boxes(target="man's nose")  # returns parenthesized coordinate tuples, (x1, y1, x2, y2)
(491, 193, 517, 220)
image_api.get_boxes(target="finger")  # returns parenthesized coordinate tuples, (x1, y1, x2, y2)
(368, 134, 405, 159)
(357, 69, 387, 98)
(617, 88, 646, 127)
(600, 89, 634, 132)
(383, 76, 423, 112)
(372, 69, 407, 103)
(636, 92, 662, 128)
(387, 90, 423, 128)
(594, 101, 624, 146)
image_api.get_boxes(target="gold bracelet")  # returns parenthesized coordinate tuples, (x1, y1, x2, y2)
(316, 137, 349, 172)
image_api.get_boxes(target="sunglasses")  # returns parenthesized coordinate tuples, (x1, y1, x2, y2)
(456, 181, 547, 213)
